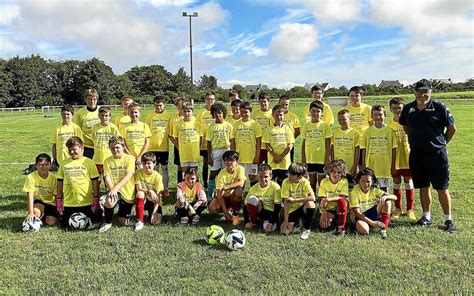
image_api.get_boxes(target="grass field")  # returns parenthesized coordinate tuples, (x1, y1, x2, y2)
(0, 103, 473, 294)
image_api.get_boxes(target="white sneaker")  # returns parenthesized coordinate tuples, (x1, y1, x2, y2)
(192, 215, 200, 224)
(300, 229, 311, 240)
(99, 223, 112, 233)
(134, 221, 144, 231)
(180, 216, 189, 224)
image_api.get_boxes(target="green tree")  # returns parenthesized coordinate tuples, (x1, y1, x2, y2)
(0, 61, 13, 107)
(171, 67, 191, 95)
(125, 65, 172, 97)
(75, 58, 116, 104)
(198, 74, 218, 90)
(287, 86, 310, 99)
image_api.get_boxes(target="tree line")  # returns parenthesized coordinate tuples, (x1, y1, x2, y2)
(1, 55, 473, 107)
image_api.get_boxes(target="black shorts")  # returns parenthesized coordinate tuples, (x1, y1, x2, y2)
(200, 150, 208, 163)
(83, 147, 94, 159)
(307, 163, 325, 174)
(259, 149, 268, 164)
(145, 199, 161, 215)
(409, 148, 450, 190)
(173, 146, 180, 166)
(258, 208, 273, 221)
(117, 199, 134, 219)
(272, 169, 288, 184)
(288, 205, 305, 223)
(33, 200, 59, 219)
(152, 151, 169, 166)
(61, 205, 102, 228)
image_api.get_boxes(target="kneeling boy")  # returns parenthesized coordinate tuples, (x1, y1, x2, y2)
(175, 167, 207, 224)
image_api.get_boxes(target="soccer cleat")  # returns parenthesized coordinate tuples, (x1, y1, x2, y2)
(406, 210, 416, 221)
(134, 221, 144, 231)
(380, 230, 388, 240)
(442, 220, 457, 234)
(415, 216, 433, 227)
(335, 227, 345, 237)
(99, 223, 112, 233)
(180, 216, 189, 224)
(300, 229, 311, 240)
(162, 189, 170, 198)
(192, 215, 200, 225)
(232, 215, 241, 226)
(87, 219, 99, 230)
(392, 208, 403, 219)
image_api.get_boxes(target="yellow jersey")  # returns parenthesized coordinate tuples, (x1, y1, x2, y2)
(135, 169, 164, 202)
(146, 111, 173, 152)
(92, 123, 120, 165)
(360, 125, 397, 178)
(216, 165, 247, 190)
(226, 116, 241, 127)
(330, 127, 359, 169)
(232, 119, 262, 164)
(303, 101, 334, 125)
(115, 114, 131, 128)
(119, 121, 151, 157)
(270, 111, 300, 133)
(73, 107, 100, 148)
(196, 109, 215, 150)
(50, 123, 84, 165)
(281, 177, 314, 213)
(251, 109, 272, 136)
(103, 154, 136, 203)
(22, 171, 57, 205)
(173, 120, 201, 163)
(388, 120, 410, 170)
(302, 121, 331, 164)
(349, 184, 385, 218)
(262, 125, 295, 170)
(344, 103, 372, 135)
(245, 181, 281, 211)
(317, 177, 349, 211)
(206, 121, 233, 149)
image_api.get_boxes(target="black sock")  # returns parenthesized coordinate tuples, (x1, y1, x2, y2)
(176, 207, 187, 217)
(196, 205, 206, 215)
(202, 166, 209, 187)
(177, 170, 183, 183)
(303, 208, 315, 230)
(104, 207, 114, 223)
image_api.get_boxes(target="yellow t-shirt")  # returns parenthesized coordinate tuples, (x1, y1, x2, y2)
(349, 184, 385, 218)
(115, 114, 131, 128)
(226, 116, 241, 127)
(206, 121, 233, 149)
(57, 157, 99, 207)
(281, 177, 314, 213)
(197, 109, 215, 150)
(22, 171, 57, 205)
(317, 177, 349, 211)
(119, 121, 151, 157)
(270, 111, 300, 133)
(50, 123, 84, 165)
(330, 127, 359, 169)
(262, 125, 295, 170)
(251, 109, 272, 137)
(303, 101, 334, 125)
(216, 165, 247, 190)
(177, 181, 206, 203)
(173, 120, 201, 163)
(232, 119, 262, 164)
(103, 154, 136, 203)
(388, 120, 410, 170)
(135, 169, 164, 202)
(302, 121, 331, 164)
(73, 107, 100, 148)
(245, 181, 281, 212)
(344, 103, 372, 135)
(92, 123, 120, 165)
(359, 125, 397, 178)
(146, 111, 173, 152)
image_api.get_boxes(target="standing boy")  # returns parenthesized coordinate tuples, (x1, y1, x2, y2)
(115, 96, 133, 128)
(172, 105, 202, 174)
(226, 99, 242, 126)
(74, 89, 100, 159)
(50, 105, 83, 166)
(271, 95, 300, 162)
(344, 86, 372, 136)
(120, 103, 151, 166)
(169, 97, 188, 182)
(252, 92, 272, 164)
(304, 85, 334, 125)
(196, 91, 216, 188)
(92, 106, 119, 177)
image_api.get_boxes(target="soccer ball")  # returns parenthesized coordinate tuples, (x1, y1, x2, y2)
(22, 216, 42, 232)
(205, 225, 225, 245)
(225, 229, 246, 250)
(68, 212, 89, 230)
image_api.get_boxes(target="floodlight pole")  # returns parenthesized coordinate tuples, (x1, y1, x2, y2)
(182, 12, 198, 104)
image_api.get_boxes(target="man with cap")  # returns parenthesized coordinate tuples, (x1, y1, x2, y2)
(399, 79, 457, 233)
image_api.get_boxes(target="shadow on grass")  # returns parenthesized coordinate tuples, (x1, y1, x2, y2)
(0, 195, 25, 211)
(192, 238, 232, 252)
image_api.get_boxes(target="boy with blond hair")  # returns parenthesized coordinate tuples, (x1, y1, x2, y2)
(271, 95, 300, 162)
(74, 89, 100, 159)
(50, 105, 83, 166)
(92, 106, 119, 176)
(115, 96, 133, 128)
(119, 103, 151, 166)
(252, 92, 272, 164)
(196, 91, 216, 188)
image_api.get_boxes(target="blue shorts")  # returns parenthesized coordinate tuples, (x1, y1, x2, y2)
(409, 148, 450, 190)
(355, 205, 378, 222)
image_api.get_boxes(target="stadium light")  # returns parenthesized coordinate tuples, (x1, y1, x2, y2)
(182, 12, 198, 104)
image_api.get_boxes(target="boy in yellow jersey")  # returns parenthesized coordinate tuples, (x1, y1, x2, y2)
(175, 167, 207, 225)
(145, 96, 173, 197)
(226, 89, 240, 116)
(100, 136, 136, 233)
(344, 86, 373, 135)
(301, 100, 332, 191)
(318, 160, 349, 236)
(350, 168, 397, 239)
(206, 103, 233, 199)
(23, 154, 58, 227)
(114, 96, 133, 128)
(329, 109, 360, 185)
(56, 137, 101, 229)
(169, 97, 188, 182)
(360, 105, 397, 192)
(303, 85, 334, 125)
(172, 105, 201, 174)
(271, 95, 300, 162)
(196, 91, 216, 188)
(134, 152, 164, 231)
(243, 164, 281, 233)
(50, 105, 83, 166)
(74, 89, 100, 159)
(280, 163, 316, 240)
(231, 101, 262, 187)
(226, 99, 242, 126)
(120, 103, 151, 167)
(252, 92, 272, 164)
(263, 104, 295, 185)
(92, 106, 119, 177)
(388, 98, 415, 220)
(208, 151, 246, 225)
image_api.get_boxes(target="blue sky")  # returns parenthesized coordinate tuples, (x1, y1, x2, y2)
(1, 0, 473, 88)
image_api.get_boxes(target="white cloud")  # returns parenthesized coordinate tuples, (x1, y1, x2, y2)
(0, 35, 23, 53)
(205, 50, 231, 58)
(0, 3, 20, 25)
(269, 23, 318, 62)
(146, 0, 197, 7)
(298, 0, 364, 25)
(194, 2, 229, 29)
(248, 47, 268, 57)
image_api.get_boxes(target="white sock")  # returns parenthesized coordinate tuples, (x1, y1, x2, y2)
(423, 212, 431, 220)
(444, 214, 452, 222)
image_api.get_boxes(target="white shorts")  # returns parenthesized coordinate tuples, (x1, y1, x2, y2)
(241, 163, 258, 176)
(378, 178, 390, 188)
(180, 162, 199, 168)
(211, 148, 229, 171)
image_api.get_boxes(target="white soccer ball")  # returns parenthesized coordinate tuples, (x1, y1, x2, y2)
(22, 216, 42, 232)
(68, 212, 89, 230)
(225, 229, 246, 250)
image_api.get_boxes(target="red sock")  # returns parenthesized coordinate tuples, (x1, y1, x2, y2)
(379, 214, 390, 229)
(247, 204, 258, 224)
(136, 198, 144, 222)
(393, 188, 402, 209)
(231, 199, 241, 216)
(406, 189, 415, 211)
(336, 197, 347, 229)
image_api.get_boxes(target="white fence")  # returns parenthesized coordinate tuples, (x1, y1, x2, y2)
(0, 107, 36, 117)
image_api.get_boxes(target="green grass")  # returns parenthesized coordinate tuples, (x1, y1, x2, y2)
(0, 104, 473, 294)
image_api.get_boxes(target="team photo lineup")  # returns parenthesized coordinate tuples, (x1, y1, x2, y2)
(22, 78, 457, 242)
